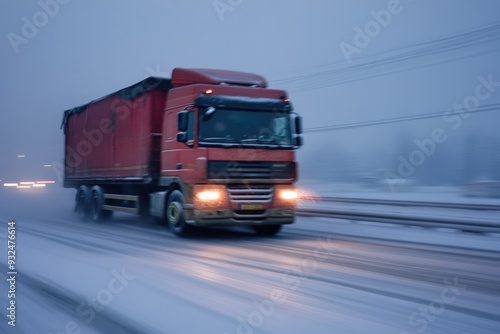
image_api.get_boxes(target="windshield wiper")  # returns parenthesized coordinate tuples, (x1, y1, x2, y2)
(200, 137, 289, 149)
(202, 137, 237, 142)
(199, 137, 242, 148)
(240, 138, 284, 147)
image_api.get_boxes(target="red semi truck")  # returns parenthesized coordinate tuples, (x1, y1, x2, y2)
(62, 68, 303, 236)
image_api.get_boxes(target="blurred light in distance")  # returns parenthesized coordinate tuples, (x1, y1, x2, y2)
(17, 154, 26, 158)
(205, 89, 213, 95)
(16, 185, 31, 189)
(20, 181, 35, 185)
(43, 164, 52, 168)
(36, 180, 55, 184)
(33, 184, 46, 188)
(4, 183, 18, 187)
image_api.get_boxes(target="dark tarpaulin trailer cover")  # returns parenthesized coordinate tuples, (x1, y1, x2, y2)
(62, 77, 172, 184)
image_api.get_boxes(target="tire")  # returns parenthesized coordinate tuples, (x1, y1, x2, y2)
(166, 190, 192, 236)
(89, 186, 111, 222)
(252, 225, 282, 236)
(75, 186, 91, 221)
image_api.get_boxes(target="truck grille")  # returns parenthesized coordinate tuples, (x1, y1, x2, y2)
(208, 161, 295, 180)
(227, 184, 273, 203)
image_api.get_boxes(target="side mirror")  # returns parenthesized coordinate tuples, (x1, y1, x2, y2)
(295, 136, 303, 147)
(177, 132, 188, 143)
(177, 111, 188, 132)
(294, 116, 303, 134)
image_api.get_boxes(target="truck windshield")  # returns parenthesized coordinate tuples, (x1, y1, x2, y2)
(198, 108, 293, 148)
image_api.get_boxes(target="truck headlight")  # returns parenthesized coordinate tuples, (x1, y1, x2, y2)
(274, 186, 298, 208)
(280, 189, 298, 200)
(196, 190, 220, 201)
(194, 185, 228, 209)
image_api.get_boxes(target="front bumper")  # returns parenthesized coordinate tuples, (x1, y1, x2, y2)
(186, 208, 295, 226)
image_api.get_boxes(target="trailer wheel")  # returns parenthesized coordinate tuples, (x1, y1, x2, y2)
(166, 190, 192, 236)
(75, 186, 91, 221)
(89, 186, 111, 222)
(252, 225, 282, 236)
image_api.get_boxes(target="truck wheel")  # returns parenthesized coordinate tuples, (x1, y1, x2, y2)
(89, 186, 111, 222)
(75, 186, 91, 221)
(253, 225, 282, 236)
(166, 190, 192, 236)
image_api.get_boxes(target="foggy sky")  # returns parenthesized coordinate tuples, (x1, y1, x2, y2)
(1, 0, 500, 184)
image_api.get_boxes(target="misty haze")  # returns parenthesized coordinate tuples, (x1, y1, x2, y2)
(1, 1, 499, 334)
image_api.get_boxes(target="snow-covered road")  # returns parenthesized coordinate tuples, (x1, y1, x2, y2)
(0, 189, 499, 334)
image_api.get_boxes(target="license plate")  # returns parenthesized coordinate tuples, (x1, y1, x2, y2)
(239, 203, 264, 210)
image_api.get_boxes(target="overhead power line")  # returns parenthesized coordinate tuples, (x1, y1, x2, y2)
(269, 22, 500, 93)
(304, 103, 500, 133)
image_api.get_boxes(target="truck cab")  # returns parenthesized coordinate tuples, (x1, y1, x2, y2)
(151, 68, 303, 236)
